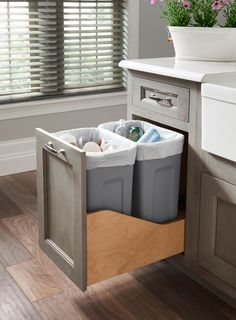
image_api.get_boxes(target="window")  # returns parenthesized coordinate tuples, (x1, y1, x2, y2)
(0, 0, 127, 103)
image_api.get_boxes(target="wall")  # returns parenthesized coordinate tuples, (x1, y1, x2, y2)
(0, 94, 126, 176)
(139, 1, 174, 58)
(0, 100, 126, 142)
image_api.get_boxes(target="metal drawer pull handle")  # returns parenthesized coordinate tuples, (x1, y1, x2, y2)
(45, 142, 65, 155)
(149, 94, 173, 107)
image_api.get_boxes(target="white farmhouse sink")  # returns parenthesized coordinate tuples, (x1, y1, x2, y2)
(202, 74, 236, 162)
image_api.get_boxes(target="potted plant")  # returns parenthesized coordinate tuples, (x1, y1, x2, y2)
(150, 0, 236, 61)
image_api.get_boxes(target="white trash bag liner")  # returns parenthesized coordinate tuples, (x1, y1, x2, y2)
(54, 127, 137, 170)
(98, 120, 184, 161)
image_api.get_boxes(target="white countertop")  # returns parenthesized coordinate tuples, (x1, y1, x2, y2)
(119, 57, 236, 83)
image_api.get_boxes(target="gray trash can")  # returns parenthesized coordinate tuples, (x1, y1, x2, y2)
(54, 127, 137, 215)
(99, 120, 184, 223)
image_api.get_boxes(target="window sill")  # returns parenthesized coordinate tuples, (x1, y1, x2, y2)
(0, 91, 127, 121)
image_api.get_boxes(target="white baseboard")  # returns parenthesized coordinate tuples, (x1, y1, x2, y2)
(0, 137, 36, 176)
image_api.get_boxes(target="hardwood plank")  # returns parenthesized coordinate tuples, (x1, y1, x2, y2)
(2, 213, 38, 256)
(34, 284, 137, 320)
(2, 213, 82, 296)
(13, 171, 37, 197)
(1, 213, 70, 295)
(131, 262, 236, 320)
(1, 213, 71, 302)
(34, 292, 90, 320)
(0, 190, 23, 219)
(0, 262, 42, 320)
(0, 221, 31, 267)
(73, 283, 137, 320)
(7, 259, 63, 302)
(0, 176, 37, 216)
(87, 210, 185, 285)
(100, 273, 184, 320)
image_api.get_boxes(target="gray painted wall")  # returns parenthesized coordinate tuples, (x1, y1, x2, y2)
(0, 105, 126, 142)
(139, 1, 174, 58)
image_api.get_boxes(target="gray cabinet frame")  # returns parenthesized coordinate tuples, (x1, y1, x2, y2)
(126, 69, 236, 302)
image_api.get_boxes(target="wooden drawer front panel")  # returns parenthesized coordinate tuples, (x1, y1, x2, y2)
(199, 173, 236, 290)
(132, 77, 190, 122)
(36, 128, 87, 291)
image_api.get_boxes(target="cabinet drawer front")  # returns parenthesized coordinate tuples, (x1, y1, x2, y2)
(199, 173, 236, 290)
(36, 128, 87, 291)
(132, 77, 190, 122)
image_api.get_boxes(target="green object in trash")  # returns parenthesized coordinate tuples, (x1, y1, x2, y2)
(128, 127, 144, 142)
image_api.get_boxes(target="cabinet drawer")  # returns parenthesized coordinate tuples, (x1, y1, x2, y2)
(36, 128, 185, 292)
(199, 173, 236, 290)
(132, 77, 190, 122)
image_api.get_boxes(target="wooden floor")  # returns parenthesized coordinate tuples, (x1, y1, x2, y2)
(0, 172, 236, 320)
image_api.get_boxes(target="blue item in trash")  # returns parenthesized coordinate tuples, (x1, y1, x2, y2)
(138, 128, 160, 144)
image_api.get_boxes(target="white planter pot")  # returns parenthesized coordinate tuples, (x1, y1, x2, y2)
(169, 26, 236, 62)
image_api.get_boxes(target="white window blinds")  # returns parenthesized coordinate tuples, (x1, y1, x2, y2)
(0, 0, 127, 103)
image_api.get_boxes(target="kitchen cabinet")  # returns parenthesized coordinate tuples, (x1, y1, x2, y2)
(37, 57, 236, 301)
(199, 173, 236, 290)
(120, 58, 236, 302)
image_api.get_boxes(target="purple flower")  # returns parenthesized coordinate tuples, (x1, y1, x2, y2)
(182, 0, 192, 9)
(212, 1, 222, 10)
(150, 0, 158, 4)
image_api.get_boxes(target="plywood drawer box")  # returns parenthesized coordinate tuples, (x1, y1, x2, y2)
(132, 77, 190, 122)
(36, 128, 185, 292)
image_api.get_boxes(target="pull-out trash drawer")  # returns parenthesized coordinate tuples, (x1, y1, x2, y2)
(36, 128, 185, 292)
